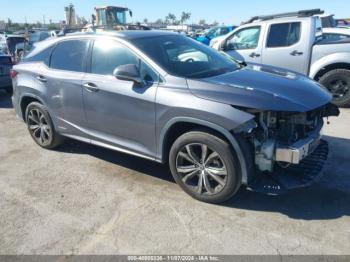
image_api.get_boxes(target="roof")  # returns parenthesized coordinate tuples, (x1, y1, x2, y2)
(243, 9, 324, 24)
(101, 30, 179, 40)
(24, 30, 181, 57)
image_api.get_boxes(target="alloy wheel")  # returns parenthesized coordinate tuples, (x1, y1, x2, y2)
(329, 79, 349, 99)
(175, 143, 228, 195)
(27, 108, 52, 146)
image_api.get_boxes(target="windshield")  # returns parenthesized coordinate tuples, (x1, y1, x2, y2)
(132, 35, 240, 78)
(206, 27, 219, 38)
(98, 8, 127, 25)
(29, 33, 40, 43)
(29, 32, 49, 43)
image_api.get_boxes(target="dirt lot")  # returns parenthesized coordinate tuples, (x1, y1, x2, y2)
(0, 91, 349, 255)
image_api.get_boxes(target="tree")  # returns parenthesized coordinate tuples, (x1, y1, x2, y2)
(166, 13, 176, 25)
(180, 12, 191, 26)
(212, 20, 219, 26)
(81, 17, 88, 26)
(155, 18, 164, 25)
(199, 19, 206, 26)
(7, 18, 12, 27)
(143, 18, 148, 24)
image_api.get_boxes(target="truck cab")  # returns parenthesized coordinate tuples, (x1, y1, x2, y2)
(95, 6, 132, 27)
(213, 9, 350, 107)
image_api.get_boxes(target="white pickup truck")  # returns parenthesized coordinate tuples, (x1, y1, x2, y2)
(211, 9, 350, 106)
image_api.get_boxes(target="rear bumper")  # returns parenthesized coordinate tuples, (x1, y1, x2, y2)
(248, 139, 329, 195)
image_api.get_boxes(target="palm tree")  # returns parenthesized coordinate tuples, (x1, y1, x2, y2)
(166, 13, 176, 25)
(181, 12, 191, 24)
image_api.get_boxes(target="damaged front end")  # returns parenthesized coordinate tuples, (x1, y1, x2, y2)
(235, 103, 340, 194)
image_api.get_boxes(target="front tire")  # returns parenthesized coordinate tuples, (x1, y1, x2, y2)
(319, 69, 350, 107)
(25, 102, 64, 149)
(169, 130, 242, 203)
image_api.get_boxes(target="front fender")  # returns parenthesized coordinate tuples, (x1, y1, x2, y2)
(310, 52, 350, 79)
(155, 83, 255, 185)
(158, 117, 252, 185)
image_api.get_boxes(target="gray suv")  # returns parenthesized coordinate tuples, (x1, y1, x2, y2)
(11, 31, 339, 203)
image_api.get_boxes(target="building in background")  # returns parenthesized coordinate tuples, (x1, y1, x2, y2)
(64, 3, 76, 27)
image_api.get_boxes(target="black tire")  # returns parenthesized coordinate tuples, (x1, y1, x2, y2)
(169, 130, 242, 204)
(25, 102, 64, 149)
(319, 69, 350, 107)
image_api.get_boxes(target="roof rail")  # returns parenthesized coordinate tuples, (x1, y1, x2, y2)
(243, 9, 324, 24)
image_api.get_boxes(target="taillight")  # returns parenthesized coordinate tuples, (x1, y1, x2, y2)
(9, 69, 18, 78)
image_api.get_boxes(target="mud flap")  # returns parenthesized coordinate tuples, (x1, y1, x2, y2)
(247, 140, 329, 195)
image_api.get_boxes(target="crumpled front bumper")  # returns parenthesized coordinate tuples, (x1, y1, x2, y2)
(247, 139, 329, 195)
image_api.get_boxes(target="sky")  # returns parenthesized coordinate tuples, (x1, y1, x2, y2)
(0, 0, 348, 24)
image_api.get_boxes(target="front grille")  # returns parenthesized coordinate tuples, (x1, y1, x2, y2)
(274, 107, 323, 145)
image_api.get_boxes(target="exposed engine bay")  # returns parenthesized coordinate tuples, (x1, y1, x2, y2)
(240, 103, 340, 173)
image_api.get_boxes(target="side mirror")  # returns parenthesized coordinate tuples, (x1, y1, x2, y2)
(113, 64, 143, 85)
(219, 41, 227, 51)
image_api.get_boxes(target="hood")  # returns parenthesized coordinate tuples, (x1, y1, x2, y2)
(187, 64, 332, 112)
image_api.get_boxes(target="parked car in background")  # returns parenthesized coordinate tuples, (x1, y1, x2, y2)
(4, 35, 26, 60)
(0, 51, 13, 93)
(11, 31, 339, 203)
(336, 19, 350, 29)
(0, 33, 7, 52)
(211, 9, 350, 107)
(196, 25, 235, 45)
(15, 31, 51, 61)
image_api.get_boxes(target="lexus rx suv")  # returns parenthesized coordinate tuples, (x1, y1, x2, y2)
(11, 31, 339, 203)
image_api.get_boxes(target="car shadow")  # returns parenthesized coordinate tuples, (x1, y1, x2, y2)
(56, 139, 174, 183)
(56, 135, 350, 220)
(0, 91, 13, 108)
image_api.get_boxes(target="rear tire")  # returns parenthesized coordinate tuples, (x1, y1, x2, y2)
(169, 130, 242, 204)
(319, 69, 350, 107)
(25, 102, 64, 149)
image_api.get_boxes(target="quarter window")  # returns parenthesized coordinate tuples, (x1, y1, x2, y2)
(226, 27, 261, 50)
(50, 40, 89, 72)
(23, 44, 55, 66)
(267, 22, 301, 48)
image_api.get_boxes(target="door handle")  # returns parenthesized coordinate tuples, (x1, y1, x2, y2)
(290, 50, 303, 56)
(83, 82, 99, 92)
(249, 52, 261, 58)
(36, 75, 47, 83)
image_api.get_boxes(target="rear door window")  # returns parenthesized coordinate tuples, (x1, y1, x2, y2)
(50, 40, 89, 72)
(266, 22, 301, 47)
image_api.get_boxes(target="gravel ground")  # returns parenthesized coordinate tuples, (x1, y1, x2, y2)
(0, 91, 349, 255)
